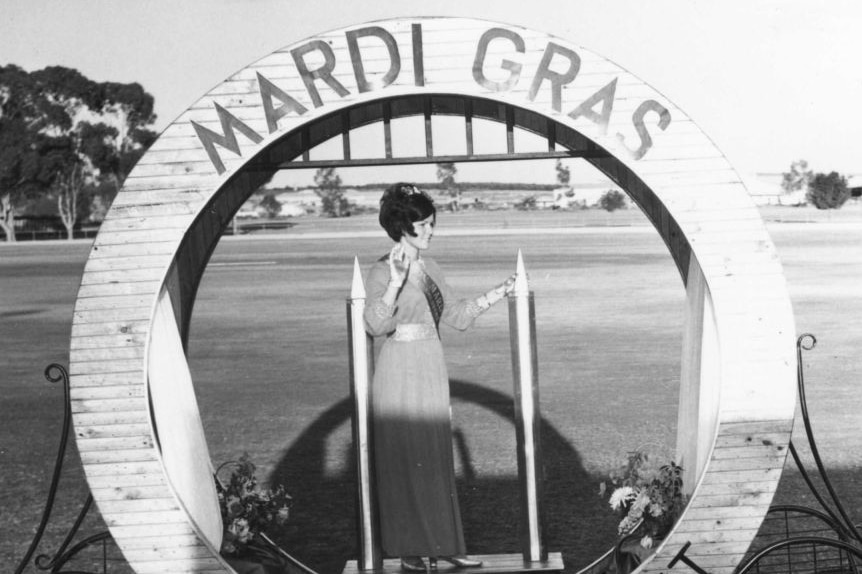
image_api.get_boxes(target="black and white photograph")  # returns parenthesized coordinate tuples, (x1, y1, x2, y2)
(2, 2, 861, 574)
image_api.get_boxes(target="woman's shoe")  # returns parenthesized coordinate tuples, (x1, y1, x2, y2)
(401, 556, 427, 572)
(434, 556, 483, 569)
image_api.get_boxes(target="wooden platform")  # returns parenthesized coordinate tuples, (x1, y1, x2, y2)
(342, 553, 564, 574)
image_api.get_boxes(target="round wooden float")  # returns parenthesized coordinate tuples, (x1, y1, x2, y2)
(69, 17, 797, 574)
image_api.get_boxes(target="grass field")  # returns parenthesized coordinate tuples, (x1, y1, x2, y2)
(2, 205, 861, 573)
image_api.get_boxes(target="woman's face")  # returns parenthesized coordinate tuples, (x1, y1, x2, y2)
(402, 214, 435, 251)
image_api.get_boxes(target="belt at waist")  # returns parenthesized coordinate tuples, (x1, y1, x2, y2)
(392, 322, 438, 341)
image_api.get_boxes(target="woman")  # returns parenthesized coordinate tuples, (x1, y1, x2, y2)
(363, 183, 515, 572)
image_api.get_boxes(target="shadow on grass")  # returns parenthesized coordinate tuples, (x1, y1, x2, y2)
(269, 379, 618, 574)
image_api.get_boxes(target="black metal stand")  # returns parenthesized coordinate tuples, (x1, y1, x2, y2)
(14, 364, 113, 574)
(664, 334, 862, 574)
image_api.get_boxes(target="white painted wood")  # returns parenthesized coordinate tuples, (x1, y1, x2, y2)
(69, 16, 796, 573)
(149, 288, 224, 551)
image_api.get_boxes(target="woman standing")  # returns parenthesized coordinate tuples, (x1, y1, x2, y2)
(363, 183, 515, 572)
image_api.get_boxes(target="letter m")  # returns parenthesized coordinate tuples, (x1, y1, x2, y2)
(191, 103, 264, 175)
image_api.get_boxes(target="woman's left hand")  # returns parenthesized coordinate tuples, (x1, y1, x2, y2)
(485, 273, 517, 306)
(495, 273, 518, 297)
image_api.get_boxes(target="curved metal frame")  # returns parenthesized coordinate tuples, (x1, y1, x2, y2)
(737, 537, 862, 574)
(668, 334, 862, 574)
(15, 364, 112, 574)
(788, 334, 862, 545)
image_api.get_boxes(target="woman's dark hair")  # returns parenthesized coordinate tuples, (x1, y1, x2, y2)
(379, 182, 436, 241)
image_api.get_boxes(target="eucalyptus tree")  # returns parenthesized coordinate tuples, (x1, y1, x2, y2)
(0, 64, 156, 240)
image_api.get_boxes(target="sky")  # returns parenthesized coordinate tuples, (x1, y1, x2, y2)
(2, 0, 861, 186)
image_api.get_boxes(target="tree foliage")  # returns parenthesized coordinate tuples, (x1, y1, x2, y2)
(436, 162, 460, 211)
(555, 159, 571, 187)
(313, 167, 349, 217)
(781, 159, 813, 195)
(806, 171, 850, 210)
(0, 64, 157, 240)
(599, 189, 627, 212)
(258, 193, 282, 218)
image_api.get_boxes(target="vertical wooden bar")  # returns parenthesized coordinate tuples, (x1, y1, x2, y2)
(424, 96, 433, 157)
(411, 23, 425, 87)
(506, 105, 515, 154)
(342, 110, 352, 161)
(508, 250, 546, 563)
(347, 258, 381, 570)
(383, 101, 393, 159)
(465, 98, 474, 156)
(301, 125, 310, 162)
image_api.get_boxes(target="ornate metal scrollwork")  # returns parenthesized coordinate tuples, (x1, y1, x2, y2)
(14, 364, 113, 574)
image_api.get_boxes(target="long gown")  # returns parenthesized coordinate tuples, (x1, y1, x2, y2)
(363, 255, 484, 557)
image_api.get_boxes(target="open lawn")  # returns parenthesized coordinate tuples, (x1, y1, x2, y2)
(1, 206, 861, 573)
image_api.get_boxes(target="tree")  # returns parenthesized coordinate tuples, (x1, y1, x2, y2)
(436, 162, 460, 211)
(555, 159, 571, 187)
(0, 115, 35, 241)
(781, 160, 813, 196)
(258, 193, 282, 218)
(313, 167, 349, 217)
(599, 189, 627, 212)
(514, 194, 538, 210)
(807, 171, 850, 209)
(0, 64, 157, 241)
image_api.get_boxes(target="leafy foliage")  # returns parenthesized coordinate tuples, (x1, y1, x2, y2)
(555, 159, 571, 187)
(599, 189, 627, 212)
(601, 451, 686, 549)
(781, 159, 813, 195)
(258, 193, 282, 218)
(217, 454, 292, 558)
(807, 171, 850, 209)
(313, 167, 350, 217)
(0, 64, 157, 240)
(514, 194, 538, 210)
(436, 162, 461, 210)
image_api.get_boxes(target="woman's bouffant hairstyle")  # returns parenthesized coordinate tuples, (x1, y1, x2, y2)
(379, 182, 436, 241)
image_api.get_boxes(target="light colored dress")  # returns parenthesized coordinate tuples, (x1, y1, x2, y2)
(363, 255, 483, 557)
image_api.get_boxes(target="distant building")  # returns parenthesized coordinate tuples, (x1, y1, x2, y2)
(744, 173, 806, 206)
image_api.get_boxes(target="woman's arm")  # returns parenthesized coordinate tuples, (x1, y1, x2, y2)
(363, 258, 402, 336)
(428, 258, 516, 331)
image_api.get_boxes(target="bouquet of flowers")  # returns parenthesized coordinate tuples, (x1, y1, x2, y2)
(600, 450, 686, 549)
(216, 454, 293, 557)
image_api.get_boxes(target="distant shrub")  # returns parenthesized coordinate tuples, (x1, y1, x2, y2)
(807, 172, 850, 209)
(468, 198, 488, 210)
(599, 190, 627, 212)
(514, 195, 538, 210)
(259, 194, 282, 218)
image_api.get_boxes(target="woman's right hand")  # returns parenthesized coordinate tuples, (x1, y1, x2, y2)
(388, 245, 410, 287)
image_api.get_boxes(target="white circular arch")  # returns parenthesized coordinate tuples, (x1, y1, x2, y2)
(69, 17, 796, 574)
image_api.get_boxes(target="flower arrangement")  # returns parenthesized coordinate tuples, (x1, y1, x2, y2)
(600, 450, 686, 549)
(216, 454, 293, 558)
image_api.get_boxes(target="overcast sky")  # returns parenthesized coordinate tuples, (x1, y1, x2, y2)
(2, 0, 861, 185)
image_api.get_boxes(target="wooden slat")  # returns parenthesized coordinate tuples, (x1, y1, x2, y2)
(109, 522, 198, 539)
(67, 372, 144, 388)
(91, 485, 174, 501)
(70, 385, 146, 401)
(121, 544, 216, 561)
(76, 422, 151, 439)
(73, 410, 149, 428)
(98, 498, 180, 514)
(71, 346, 145, 362)
(103, 509, 191, 527)
(115, 534, 202, 549)
(76, 435, 154, 452)
(70, 333, 148, 352)
(79, 447, 159, 465)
